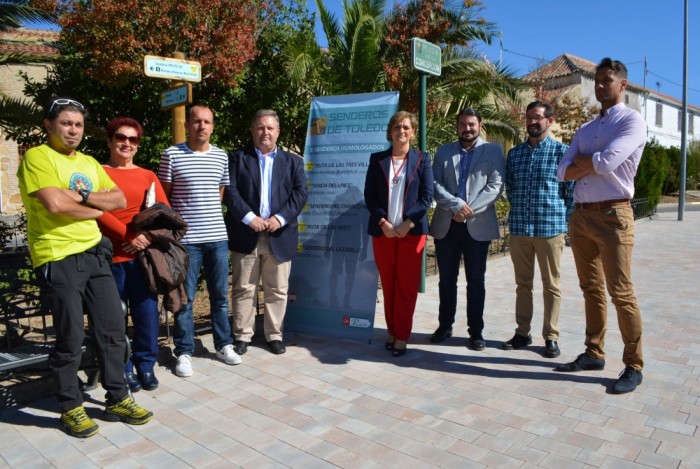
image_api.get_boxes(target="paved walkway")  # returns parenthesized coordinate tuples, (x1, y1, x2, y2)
(1, 208, 699, 468)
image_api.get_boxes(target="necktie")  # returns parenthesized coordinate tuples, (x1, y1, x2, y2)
(458, 149, 471, 200)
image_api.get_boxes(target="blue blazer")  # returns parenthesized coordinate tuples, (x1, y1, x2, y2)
(363, 147, 433, 237)
(223, 144, 308, 262)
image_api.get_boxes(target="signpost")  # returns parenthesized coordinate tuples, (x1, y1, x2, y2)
(411, 37, 441, 292)
(160, 83, 192, 111)
(144, 53, 201, 144)
(411, 38, 442, 77)
(144, 55, 202, 82)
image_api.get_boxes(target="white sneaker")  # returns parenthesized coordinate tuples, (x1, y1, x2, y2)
(216, 344, 242, 365)
(175, 354, 193, 377)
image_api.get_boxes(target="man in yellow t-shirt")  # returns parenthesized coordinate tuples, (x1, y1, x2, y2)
(17, 97, 153, 438)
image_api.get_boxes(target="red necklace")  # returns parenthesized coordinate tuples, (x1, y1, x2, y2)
(391, 157, 407, 185)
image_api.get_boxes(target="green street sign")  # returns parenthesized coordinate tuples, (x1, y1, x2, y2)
(411, 38, 441, 76)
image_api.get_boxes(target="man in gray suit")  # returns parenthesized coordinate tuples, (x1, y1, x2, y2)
(429, 108, 505, 350)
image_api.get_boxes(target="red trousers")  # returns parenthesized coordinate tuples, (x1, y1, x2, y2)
(372, 234, 427, 341)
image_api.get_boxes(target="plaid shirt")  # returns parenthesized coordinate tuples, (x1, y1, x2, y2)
(506, 135, 575, 237)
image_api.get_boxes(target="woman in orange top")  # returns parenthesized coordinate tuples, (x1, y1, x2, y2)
(98, 117, 169, 392)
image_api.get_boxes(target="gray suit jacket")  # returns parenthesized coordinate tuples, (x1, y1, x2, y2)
(430, 138, 505, 241)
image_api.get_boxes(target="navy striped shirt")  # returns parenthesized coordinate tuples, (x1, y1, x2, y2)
(506, 135, 574, 237)
(158, 143, 229, 244)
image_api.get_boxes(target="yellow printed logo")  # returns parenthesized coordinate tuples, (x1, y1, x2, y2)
(310, 117, 328, 136)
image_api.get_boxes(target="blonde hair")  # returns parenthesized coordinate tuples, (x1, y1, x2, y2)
(386, 111, 418, 142)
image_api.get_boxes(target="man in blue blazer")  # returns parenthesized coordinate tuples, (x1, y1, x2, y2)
(223, 110, 308, 356)
(429, 108, 505, 350)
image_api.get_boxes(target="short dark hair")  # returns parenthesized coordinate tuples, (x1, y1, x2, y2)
(44, 97, 88, 121)
(185, 104, 213, 122)
(526, 101, 554, 118)
(106, 117, 143, 141)
(596, 57, 628, 79)
(457, 107, 482, 124)
(386, 111, 418, 142)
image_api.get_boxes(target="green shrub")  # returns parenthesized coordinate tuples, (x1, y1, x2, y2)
(635, 139, 669, 207)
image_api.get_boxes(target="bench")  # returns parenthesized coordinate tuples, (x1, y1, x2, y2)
(0, 248, 101, 389)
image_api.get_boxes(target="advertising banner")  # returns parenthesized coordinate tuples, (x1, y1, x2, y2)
(285, 92, 400, 341)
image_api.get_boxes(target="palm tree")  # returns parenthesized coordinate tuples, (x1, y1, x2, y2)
(284, 0, 524, 145)
(0, 0, 56, 130)
(0, 0, 54, 32)
(383, 0, 525, 145)
(285, 0, 386, 95)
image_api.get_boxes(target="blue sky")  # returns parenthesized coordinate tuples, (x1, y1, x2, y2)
(307, 0, 699, 104)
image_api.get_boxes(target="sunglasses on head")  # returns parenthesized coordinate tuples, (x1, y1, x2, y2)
(48, 98, 85, 115)
(113, 133, 140, 145)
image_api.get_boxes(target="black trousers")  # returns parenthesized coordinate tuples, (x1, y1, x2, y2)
(36, 238, 128, 411)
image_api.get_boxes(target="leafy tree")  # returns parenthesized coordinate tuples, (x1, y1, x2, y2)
(4, 0, 320, 167)
(635, 138, 669, 208)
(553, 94, 599, 145)
(527, 61, 599, 145)
(662, 140, 700, 194)
(30, 0, 265, 88)
(285, 0, 525, 150)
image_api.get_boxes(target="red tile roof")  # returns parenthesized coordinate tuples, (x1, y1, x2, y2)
(0, 28, 59, 58)
(525, 53, 597, 80)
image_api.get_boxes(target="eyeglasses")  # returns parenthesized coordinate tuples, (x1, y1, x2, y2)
(392, 124, 412, 131)
(113, 133, 140, 145)
(525, 115, 548, 122)
(48, 98, 85, 115)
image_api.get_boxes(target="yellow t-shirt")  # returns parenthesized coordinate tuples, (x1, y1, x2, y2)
(17, 144, 117, 267)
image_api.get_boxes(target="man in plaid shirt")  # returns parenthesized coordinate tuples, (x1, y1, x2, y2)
(501, 101, 574, 358)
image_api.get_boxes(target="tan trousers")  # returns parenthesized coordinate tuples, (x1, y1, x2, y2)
(231, 234, 291, 342)
(510, 234, 565, 340)
(569, 206, 643, 370)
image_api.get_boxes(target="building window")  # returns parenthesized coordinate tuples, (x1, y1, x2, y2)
(678, 110, 683, 132)
(625, 94, 629, 104)
(655, 102, 663, 127)
(690, 113, 695, 135)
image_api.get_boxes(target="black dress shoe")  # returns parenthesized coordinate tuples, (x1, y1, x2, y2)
(555, 353, 605, 372)
(125, 372, 141, 393)
(392, 346, 406, 357)
(612, 367, 642, 394)
(501, 333, 532, 350)
(234, 340, 249, 355)
(267, 340, 286, 355)
(138, 371, 159, 391)
(468, 336, 486, 351)
(544, 340, 561, 358)
(430, 327, 453, 343)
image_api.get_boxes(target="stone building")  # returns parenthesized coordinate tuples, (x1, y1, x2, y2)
(0, 28, 59, 214)
(527, 53, 699, 148)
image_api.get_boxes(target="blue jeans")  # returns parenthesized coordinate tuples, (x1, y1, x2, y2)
(174, 241, 232, 356)
(434, 221, 490, 337)
(112, 260, 159, 374)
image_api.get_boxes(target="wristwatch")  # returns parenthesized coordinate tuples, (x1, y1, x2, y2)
(78, 189, 91, 205)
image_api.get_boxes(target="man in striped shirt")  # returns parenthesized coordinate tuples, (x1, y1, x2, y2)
(501, 101, 574, 359)
(159, 104, 241, 377)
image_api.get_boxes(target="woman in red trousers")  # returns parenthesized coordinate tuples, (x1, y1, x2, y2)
(363, 111, 434, 356)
